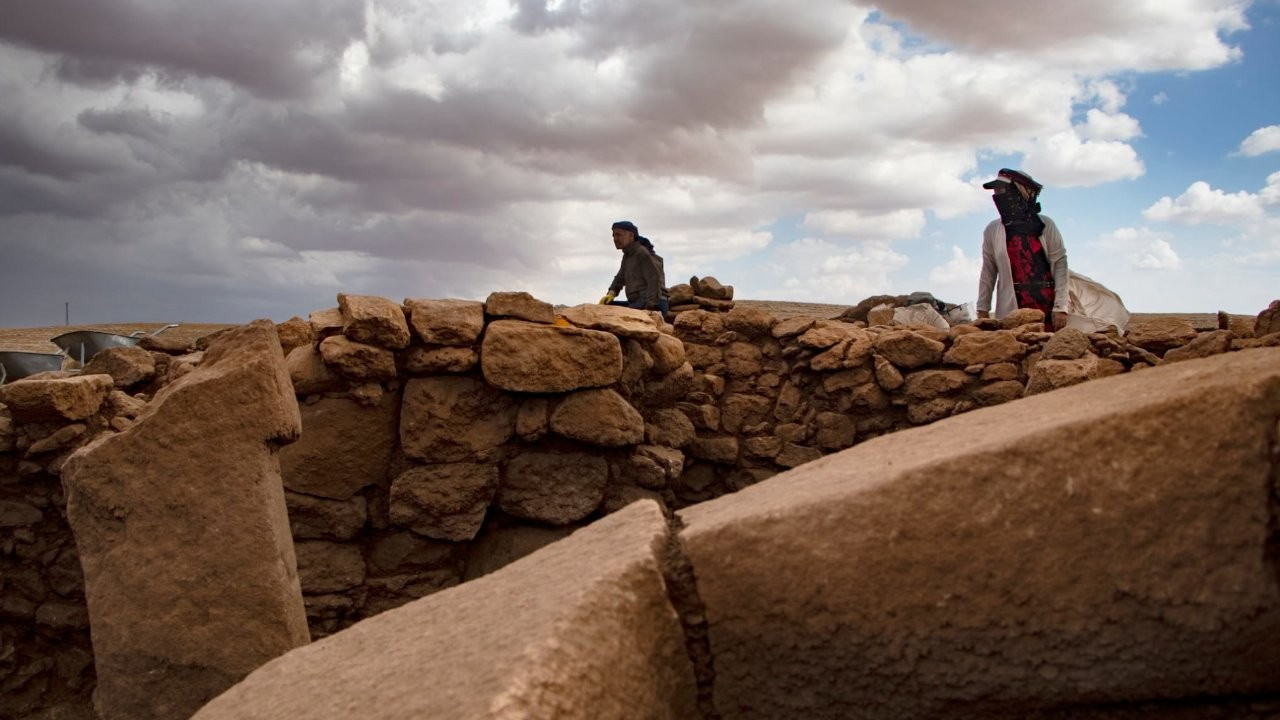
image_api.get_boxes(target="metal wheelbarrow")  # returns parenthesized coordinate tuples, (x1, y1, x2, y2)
(0, 350, 67, 385)
(50, 324, 179, 365)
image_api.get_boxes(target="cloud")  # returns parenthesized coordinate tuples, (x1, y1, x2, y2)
(1143, 180, 1266, 225)
(1095, 227, 1183, 270)
(1079, 109, 1142, 142)
(872, 0, 1247, 72)
(1022, 129, 1145, 186)
(755, 238, 911, 302)
(0, 0, 365, 98)
(1238, 125, 1280, 156)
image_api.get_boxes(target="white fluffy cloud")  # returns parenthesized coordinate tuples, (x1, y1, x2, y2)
(1238, 125, 1280, 156)
(1143, 181, 1266, 225)
(1095, 227, 1183, 270)
(1023, 130, 1146, 187)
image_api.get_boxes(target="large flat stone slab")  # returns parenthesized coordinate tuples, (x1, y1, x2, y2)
(194, 500, 698, 720)
(61, 320, 310, 720)
(678, 347, 1280, 719)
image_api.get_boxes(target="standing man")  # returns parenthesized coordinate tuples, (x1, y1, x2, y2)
(599, 220, 669, 315)
(976, 168, 1069, 331)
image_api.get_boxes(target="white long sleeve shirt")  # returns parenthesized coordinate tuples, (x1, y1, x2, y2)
(976, 214, 1069, 319)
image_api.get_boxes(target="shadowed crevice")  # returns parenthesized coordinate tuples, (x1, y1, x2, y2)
(1265, 416, 1280, 588)
(660, 511, 721, 720)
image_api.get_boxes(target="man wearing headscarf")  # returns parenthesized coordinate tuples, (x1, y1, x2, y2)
(598, 220, 669, 315)
(976, 169, 1069, 331)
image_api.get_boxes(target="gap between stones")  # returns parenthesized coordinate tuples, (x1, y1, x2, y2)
(1265, 416, 1280, 588)
(660, 510, 721, 720)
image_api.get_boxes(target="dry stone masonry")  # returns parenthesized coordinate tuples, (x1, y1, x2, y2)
(2, 292, 1279, 719)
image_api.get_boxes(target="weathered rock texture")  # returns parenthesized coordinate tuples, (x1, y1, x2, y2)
(5, 293, 1280, 719)
(192, 500, 698, 720)
(677, 347, 1280, 719)
(60, 320, 310, 720)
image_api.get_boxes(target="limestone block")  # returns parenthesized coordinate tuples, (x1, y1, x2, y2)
(498, 451, 607, 524)
(275, 316, 315, 357)
(621, 338, 654, 386)
(0, 374, 113, 423)
(481, 320, 622, 393)
(559, 304, 661, 342)
(743, 436, 783, 459)
(724, 306, 776, 337)
(1255, 299, 1280, 338)
(1025, 354, 1100, 396)
(667, 283, 695, 306)
(515, 397, 550, 441)
(389, 463, 498, 542)
(196, 501, 697, 720)
(1163, 329, 1232, 363)
(367, 532, 458, 576)
(404, 298, 485, 346)
(645, 408, 696, 448)
(309, 307, 343, 338)
(0, 499, 43, 527)
(873, 355, 904, 391)
(81, 346, 156, 388)
(294, 541, 366, 594)
(635, 445, 684, 484)
(683, 343, 723, 370)
(723, 342, 764, 378)
(797, 321, 857, 349)
(403, 346, 478, 374)
(1040, 327, 1092, 360)
(1001, 308, 1044, 328)
(484, 291, 554, 324)
(902, 369, 974, 401)
(285, 491, 368, 541)
(689, 436, 740, 465)
(1125, 317, 1198, 356)
(338, 293, 411, 350)
(873, 329, 945, 369)
(401, 377, 516, 463)
(943, 330, 1027, 366)
(814, 412, 856, 450)
(318, 336, 397, 381)
(771, 316, 815, 339)
(973, 380, 1025, 407)
(673, 310, 726, 344)
(906, 397, 956, 424)
(26, 423, 86, 455)
(980, 362, 1022, 382)
(678, 347, 1280, 720)
(823, 367, 873, 393)
(549, 388, 644, 447)
(285, 344, 343, 396)
(649, 333, 686, 375)
(775, 442, 821, 468)
(61, 320, 308, 720)
(697, 275, 733, 300)
(721, 394, 773, 434)
(280, 394, 399, 500)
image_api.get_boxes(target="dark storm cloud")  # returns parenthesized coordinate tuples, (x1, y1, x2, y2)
(0, 0, 365, 97)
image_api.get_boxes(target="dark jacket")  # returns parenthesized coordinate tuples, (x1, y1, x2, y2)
(609, 239, 668, 309)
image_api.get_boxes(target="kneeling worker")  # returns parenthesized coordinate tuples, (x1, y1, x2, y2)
(599, 220, 669, 315)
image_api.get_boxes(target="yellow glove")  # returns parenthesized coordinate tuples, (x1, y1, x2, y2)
(599, 293, 616, 305)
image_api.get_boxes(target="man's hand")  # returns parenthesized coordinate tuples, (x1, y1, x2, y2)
(599, 293, 616, 305)
(1052, 311, 1068, 331)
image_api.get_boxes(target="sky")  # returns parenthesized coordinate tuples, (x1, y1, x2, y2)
(1, 0, 1278, 327)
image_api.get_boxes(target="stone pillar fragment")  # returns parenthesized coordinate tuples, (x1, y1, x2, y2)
(62, 320, 309, 720)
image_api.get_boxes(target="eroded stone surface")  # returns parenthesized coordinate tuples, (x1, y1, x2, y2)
(339, 294, 411, 350)
(498, 451, 607, 524)
(484, 291, 555, 324)
(389, 463, 498, 541)
(678, 348, 1280, 720)
(194, 501, 697, 720)
(549, 388, 645, 447)
(0, 375, 113, 424)
(61, 320, 309, 720)
(481, 320, 623, 393)
(280, 394, 399, 500)
(401, 377, 516, 463)
(404, 299, 485, 347)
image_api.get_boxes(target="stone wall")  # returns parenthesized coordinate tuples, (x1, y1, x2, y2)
(2, 293, 1278, 718)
